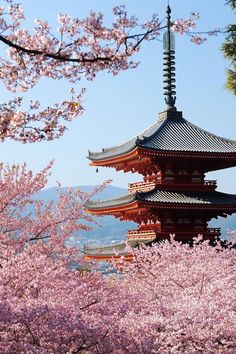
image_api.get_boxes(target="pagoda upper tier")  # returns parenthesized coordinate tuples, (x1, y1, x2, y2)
(88, 110, 236, 173)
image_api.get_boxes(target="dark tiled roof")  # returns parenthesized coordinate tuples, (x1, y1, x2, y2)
(137, 190, 236, 205)
(84, 239, 151, 256)
(88, 111, 236, 161)
(86, 189, 236, 210)
(86, 193, 136, 209)
(84, 242, 127, 256)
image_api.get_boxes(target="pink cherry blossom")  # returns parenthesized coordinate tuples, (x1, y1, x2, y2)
(0, 89, 85, 142)
(0, 1, 219, 142)
(0, 162, 234, 352)
(191, 34, 207, 45)
(112, 238, 236, 353)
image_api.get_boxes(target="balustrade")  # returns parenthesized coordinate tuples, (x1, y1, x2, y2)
(127, 227, 220, 241)
(127, 229, 157, 241)
(128, 179, 217, 193)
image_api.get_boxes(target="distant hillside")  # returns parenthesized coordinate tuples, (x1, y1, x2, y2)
(37, 185, 236, 245)
(36, 185, 136, 246)
(37, 185, 127, 203)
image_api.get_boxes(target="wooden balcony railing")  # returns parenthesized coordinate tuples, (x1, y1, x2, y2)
(128, 179, 217, 193)
(204, 180, 217, 187)
(127, 229, 157, 241)
(128, 181, 156, 193)
(207, 228, 221, 234)
(127, 227, 221, 241)
(155, 228, 221, 239)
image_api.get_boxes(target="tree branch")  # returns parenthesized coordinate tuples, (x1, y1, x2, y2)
(0, 34, 113, 63)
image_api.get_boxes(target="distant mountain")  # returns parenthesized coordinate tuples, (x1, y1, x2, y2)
(36, 185, 136, 246)
(37, 185, 127, 203)
(36, 185, 236, 245)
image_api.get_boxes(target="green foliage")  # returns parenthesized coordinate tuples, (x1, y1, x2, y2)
(225, 0, 236, 9)
(222, 2, 236, 94)
(225, 67, 236, 95)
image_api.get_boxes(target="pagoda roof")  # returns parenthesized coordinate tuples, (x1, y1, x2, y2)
(84, 239, 150, 259)
(84, 242, 127, 256)
(86, 188, 236, 211)
(88, 111, 236, 162)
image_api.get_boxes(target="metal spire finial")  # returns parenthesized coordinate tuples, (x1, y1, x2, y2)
(163, 5, 176, 111)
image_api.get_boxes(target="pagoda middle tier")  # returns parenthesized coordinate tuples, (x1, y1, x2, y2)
(86, 110, 236, 246)
(86, 188, 236, 243)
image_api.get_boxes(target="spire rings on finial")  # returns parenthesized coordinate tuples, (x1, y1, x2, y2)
(163, 4, 177, 111)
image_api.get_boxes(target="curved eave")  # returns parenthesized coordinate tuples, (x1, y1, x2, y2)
(86, 199, 140, 215)
(89, 146, 236, 168)
(139, 202, 236, 211)
(84, 242, 133, 261)
(89, 147, 140, 167)
(84, 253, 133, 262)
(87, 200, 236, 215)
(86, 189, 236, 216)
(139, 148, 236, 160)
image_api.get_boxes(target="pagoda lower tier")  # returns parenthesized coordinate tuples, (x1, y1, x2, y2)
(83, 242, 134, 262)
(86, 188, 236, 245)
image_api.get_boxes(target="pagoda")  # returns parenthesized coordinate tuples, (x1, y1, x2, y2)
(85, 6, 236, 261)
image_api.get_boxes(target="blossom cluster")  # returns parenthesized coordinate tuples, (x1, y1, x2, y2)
(0, 163, 234, 353)
(114, 238, 236, 353)
(0, 90, 84, 142)
(0, 1, 218, 142)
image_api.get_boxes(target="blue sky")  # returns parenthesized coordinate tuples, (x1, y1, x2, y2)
(1, 0, 235, 192)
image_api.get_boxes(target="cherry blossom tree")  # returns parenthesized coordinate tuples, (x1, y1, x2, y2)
(0, 189, 235, 354)
(111, 238, 236, 353)
(0, 0, 218, 142)
(0, 240, 132, 353)
(0, 161, 113, 248)
(0, 3, 232, 352)
(0, 162, 122, 352)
